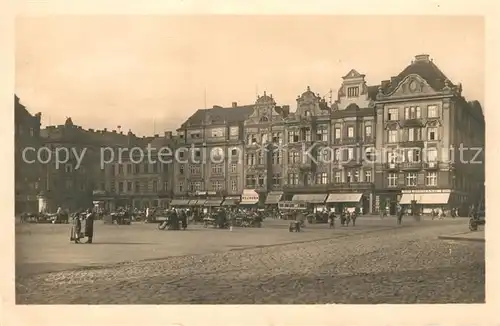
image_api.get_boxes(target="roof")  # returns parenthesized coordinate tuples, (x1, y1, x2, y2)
(179, 104, 255, 128)
(382, 55, 454, 94)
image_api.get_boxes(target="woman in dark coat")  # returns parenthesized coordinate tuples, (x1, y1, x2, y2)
(84, 209, 95, 243)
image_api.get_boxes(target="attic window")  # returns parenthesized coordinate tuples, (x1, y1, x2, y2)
(260, 116, 269, 122)
(347, 87, 359, 98)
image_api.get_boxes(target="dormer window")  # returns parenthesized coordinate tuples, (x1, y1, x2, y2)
(347, 86, 359, 98)
(260, 116, 269, 122)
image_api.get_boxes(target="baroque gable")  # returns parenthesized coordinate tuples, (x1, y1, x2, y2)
(386, 74, 439, 98)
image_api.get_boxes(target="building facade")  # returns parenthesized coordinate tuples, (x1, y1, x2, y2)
(174, 102, 254, 200)
(14, 95, 43, 213)
(374, 54, 485, 215)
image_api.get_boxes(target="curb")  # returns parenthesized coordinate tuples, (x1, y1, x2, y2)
(437, 235, 485, 243)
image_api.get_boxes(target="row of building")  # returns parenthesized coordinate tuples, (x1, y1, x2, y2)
(15, 54, 485, 215)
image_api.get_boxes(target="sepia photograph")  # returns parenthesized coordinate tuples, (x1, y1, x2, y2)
(13, 14, 486, 306)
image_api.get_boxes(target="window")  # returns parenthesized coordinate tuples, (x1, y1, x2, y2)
(347, 127, 354, 138)
(426, 172, 437, 186)
(231, 149, 238, 156)
(364, 170, 372, 183)
(426, 147, 438, 162)
(246, 175, 256, 187)
(65, 180, 73, 190)
(334, 128, 341, 139)
(152, 163, 158, 173)
(388, 130, 398, 143)
(388, 108, 399, 121)
(346, 171, 352, 183)
(118, 182, 124, 193)
(189, 181, 202, 191)
(135, 181, 140, 193)
(427, 105, 438, 118)
(334, 148, 341, 161)
(388, 173, 398, 187)
(261, 133, 268, 144)
(231, 163, 237, 173)
(353, 170, 360, 182)
(304, 110, 312, 117)
(135, 164, 140, 174)
(303, 128, 311, 141)
(247, 134, 257, 145)
(408, 128, 414, 142)
(272, 174, 281, 186)
(365, 148, 375, 162)
(211, 180, 222, 191)
(230, 126, 239, 136)
(152, 181, 158, 192)
(260, 116, 269, 122)
(231, 178, 237, 191)
(334, 171, 341, 183)
(404, 106, 421, 120)
(178, 181, 184, 192)
(387, 151, 398, 164)
(190, 165, 200, 175)
(405, 173, 417, 186)
(127, 182, 132, 192)
(428, 127, 438, 141)
(211, 164, 223, 175)
(179, 165, 184, 175)
(258, 175, 265, 186)
(316, 173, 328, 184)
(321, 147, 331, 162)
(365, 126, 372, 137)
(407, 149, 421, 162)
(257, 151, 264, 164)
(179, 151, 185, 159)
(288, 130, 299, 143)
(288, 173, 299, 185)
(347, 147, 354, 160)
(272, 132, 282, 143)
(246, 153, 255, 165)
(317, 128, 328, 141)
(211, 128, 224, 138)
(406, 128, 422, 142)
(163, 181, 168, 191)
(288, 151, 300, 164)
(272, 151, 281, 164)
(189, 132, 201, 139)
(347, 86, 359, 97)
(65, 164, 72, 173)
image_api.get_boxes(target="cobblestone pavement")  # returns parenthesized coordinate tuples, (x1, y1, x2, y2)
(16, 221, 484, 304)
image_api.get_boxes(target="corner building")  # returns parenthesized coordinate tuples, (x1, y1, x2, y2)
(374, 54, 485, 215)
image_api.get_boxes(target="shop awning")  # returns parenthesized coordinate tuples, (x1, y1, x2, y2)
(265, 191, 283, 204)
(170, 199, 190, 206)
(292, 194, 327, 204)
(188, 200, 199, 206)
(204, 199, 223, 207)
(222, 199, 239, 206)
(399, 193, 451, 205)
(241, 189, 259, 205)
(326, 193, 363, 203)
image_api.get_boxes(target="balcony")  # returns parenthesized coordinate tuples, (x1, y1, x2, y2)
(342, 138, 359, 145)
(399, 140, 424, 148)
(342, 159, 363, 168)
(424, 162, 439, 170)
(400, 162, 423, 170)
(331, 182, 374, 190)
(385, 162, 399, 170)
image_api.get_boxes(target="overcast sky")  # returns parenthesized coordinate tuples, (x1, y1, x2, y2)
(15, 15, 484, 136)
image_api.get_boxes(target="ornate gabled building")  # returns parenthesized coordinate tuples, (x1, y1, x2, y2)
(281, 86, 331, 204)
(374, 54, 485, 215)
(175, 102, 254, 202)
(14, 95, 43, 214)
(243, 92, 289, 204)
(326, 71, 379, 213)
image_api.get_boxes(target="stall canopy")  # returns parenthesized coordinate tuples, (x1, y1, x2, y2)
(399, 193, 451, 205)
(222, 199, 239, 206)
(188, 199, 206, 206)
(292, 194, 327, 204)
(170, 199, 190, 206)
(265, 191, 284, 204)
(204, 198, 223, 207)
(240, 189, 259, 205)
(326, 193, 363, 203)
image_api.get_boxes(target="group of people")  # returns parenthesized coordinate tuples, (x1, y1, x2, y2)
(70, 208, 95, 244)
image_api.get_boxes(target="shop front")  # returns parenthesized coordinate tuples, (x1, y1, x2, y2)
(240, 189, 259, 208)
(399, 189, 452, 215)
(170, 199, 191, 207)
(222, 196, 241, 207)
(291, 194, 327, 212)
(325, 193, 365, 214)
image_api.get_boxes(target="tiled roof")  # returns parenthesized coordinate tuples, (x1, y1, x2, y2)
(180, 104, 255, 128)
(382, 55, 453, 94)
(367, 86, 379, 100)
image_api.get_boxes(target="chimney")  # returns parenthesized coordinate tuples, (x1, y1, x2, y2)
(103, 128, 107, 132)
(414, 54, 430, 63)
(165, 131, 173, 139)
(232, 102, 237, 108)
(390, 76, 397, 84)
(120, 131, 123, 135)
(112, 130, 116, 133)
(381, 80, 390, 88)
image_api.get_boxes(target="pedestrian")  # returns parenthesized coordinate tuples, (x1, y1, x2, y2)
(71, 214, 82, 244)
(84, 209, 95, 244)
(328, 210, 335, 228)
(397, 207, 404, 225)
(180, 209, 188, 230)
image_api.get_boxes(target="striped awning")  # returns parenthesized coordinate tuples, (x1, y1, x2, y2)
(292, 194, 327, 204)
(170, 199, 190, 206)
(265, 191, 283, 204)
(204, 198, 223, 207)
(326, 193, 363, 203)
(222, 199, 239, 206)
(399, 193, 451, 205)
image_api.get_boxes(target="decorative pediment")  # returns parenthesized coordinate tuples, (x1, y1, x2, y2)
(425, 119, 442, 127)
(343, 69, 364, 79)
(384, 121, 401, 130)
(387, 74, 438, 98)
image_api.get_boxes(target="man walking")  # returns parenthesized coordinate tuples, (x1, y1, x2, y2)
(84, 208, 95, 244)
